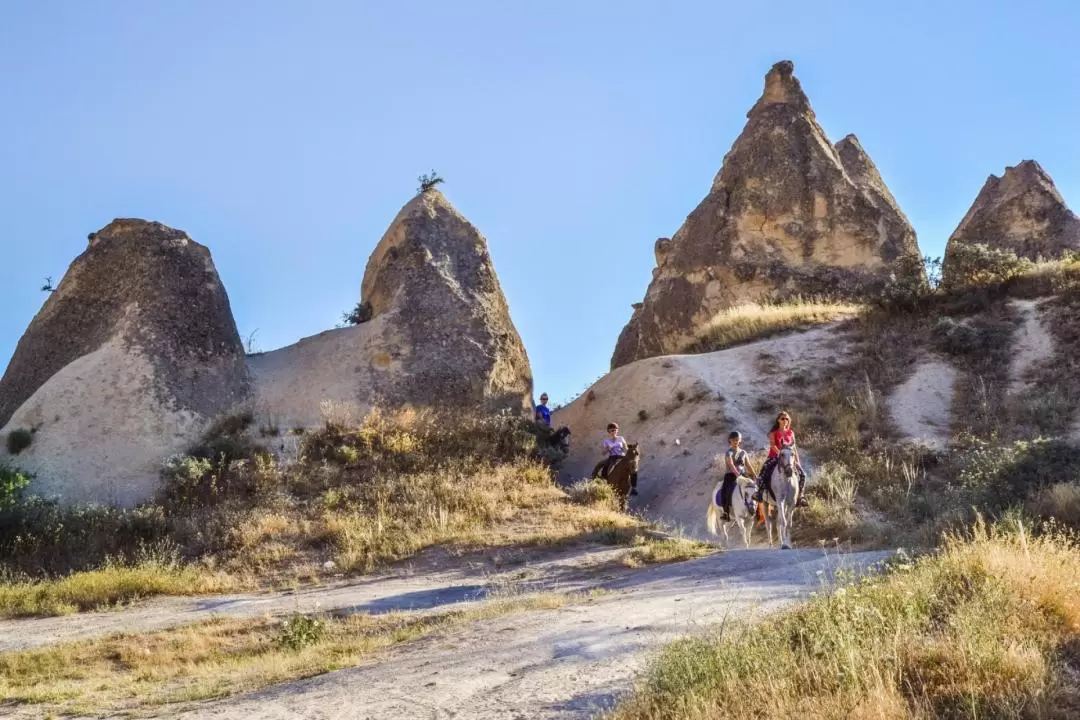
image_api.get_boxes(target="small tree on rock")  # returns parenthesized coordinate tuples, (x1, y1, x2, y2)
(417, 170, 444, 194)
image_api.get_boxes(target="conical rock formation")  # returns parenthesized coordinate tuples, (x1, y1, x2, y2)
(943, 160, 1080, 281)
(611, 61, 922, 368)
(0, 219, 251, 505)
(250, 189, 532, 426)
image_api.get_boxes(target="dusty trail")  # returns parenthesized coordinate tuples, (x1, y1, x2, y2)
(0, 546, 633, 654)
(176, 548, 890, 720)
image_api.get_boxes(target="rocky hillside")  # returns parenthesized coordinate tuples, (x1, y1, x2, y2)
(943, 160, 1080, 283)
(611, 60, 922, 368)
(250, 188, 533, 429)
(0, 220, 251, 506)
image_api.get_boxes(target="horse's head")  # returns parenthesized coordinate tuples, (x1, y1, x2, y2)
(737, 475, 757, 494)
(778, 444, 795, 477)
(627, 442, 641, 472)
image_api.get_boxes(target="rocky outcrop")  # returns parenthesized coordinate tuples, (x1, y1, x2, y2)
(943, 160, 1080, 279)
(250, 189, 532, 426)
(611, 60, 922, 368)
(0, 219, 251, 505)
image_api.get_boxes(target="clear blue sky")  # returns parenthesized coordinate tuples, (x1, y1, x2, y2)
(2, 1, 1078, 406)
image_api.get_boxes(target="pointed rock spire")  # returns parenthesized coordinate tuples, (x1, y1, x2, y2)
(944, 161, 1080, 279)
(0, 219, 251, 505)
(611, 61, 922, 368)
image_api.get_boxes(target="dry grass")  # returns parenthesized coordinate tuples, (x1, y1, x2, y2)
(611, 520, 1080, 719)
(0, 412, 645, 618)
(622, 535, 715, 568)
(682, 300, 861, 355)
(0, 589, 592, 715)
(0, 561, 237, 618)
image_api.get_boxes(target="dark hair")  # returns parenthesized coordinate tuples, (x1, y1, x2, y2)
(728, 431, 741, 441)
(607, 422, 619, 432)
(770, 411, 792, 434)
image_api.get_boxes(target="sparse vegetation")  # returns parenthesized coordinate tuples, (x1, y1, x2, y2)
(342, 300, 372, 325)
(5, 427, 33, 455)
(682, 299, 861, 355)
(0, 410, 648, 617)
(0, 465, 31, 513)
(638, 409, 649, 422)
(417, 169, 445, 194)
(40, 276, 55, 293)
(0, 589, 585, 715)
(621, 535, 714, 568)
(612, 520, 1080, 719)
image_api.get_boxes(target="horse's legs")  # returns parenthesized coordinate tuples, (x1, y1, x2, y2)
(778, 501, 792, 549)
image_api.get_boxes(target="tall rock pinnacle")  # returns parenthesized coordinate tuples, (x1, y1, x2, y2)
(943, 160, 1080, 282)
(611, 61, 922, 368)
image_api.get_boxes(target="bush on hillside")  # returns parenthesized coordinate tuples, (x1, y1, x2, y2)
(0, 466, 31, 514)
(943, 242, 1031, 290)
(5, 428, 33, 455)
(873, 254, 937, 312)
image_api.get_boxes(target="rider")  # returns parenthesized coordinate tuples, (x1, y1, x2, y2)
(720, 431, 757, 521)
(592, 422, 628, 481)
(752, 411, 809, 507)
(534, 393, 552, 427)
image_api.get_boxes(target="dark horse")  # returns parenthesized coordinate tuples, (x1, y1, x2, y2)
(598, 443, 641, 510)
(543, 426, 572, 454)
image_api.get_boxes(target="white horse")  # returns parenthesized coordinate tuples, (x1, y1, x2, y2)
(706, 475, 758, 548)
(762, 444, 800, 550)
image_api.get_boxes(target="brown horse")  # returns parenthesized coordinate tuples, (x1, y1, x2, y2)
(603, 443, 641, 510)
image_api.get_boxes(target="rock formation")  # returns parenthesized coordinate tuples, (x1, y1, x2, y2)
(0, 219, 251, 505)
(611, 60, 922, 368)
(943, 160, 1080, 280)
(250, 189, 532, 426)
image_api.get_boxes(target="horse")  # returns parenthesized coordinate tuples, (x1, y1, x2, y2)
(706, 475, 758, 549)
(762, 444, 800, 549)
(601, 443, 641, 510)
(547, 426, 572, 454)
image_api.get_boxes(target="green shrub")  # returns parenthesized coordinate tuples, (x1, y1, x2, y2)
(5, 428, 33, 455)
(943, 242, 1032, 290)
(341, 301, 372, 326)
(0, 466, 31, 513)
(275, 611, 326, 651)
(874, 254, 935, 311)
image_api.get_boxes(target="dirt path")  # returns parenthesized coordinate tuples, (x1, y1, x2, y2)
(1007, 299, 1055, 395)
(0, 545, 635, 654)
(888, 357, 957, 450)
(175, 548, 890, 720)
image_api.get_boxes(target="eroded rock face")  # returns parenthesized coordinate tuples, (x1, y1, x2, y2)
(361, 190, 533, 413)
(611, 60, 922, 368)
(0, 219, 250, 505)
(250, 190, 533, 426)
(943, 160, 1080, 278)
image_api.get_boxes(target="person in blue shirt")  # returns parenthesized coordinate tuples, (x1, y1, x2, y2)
(534, 393, 552, 426)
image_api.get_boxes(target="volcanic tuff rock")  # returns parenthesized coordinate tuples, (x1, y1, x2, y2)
(611, 60, 922, 368)
(943, 160, 1080, 280)
(250, 189, 532, 427)
(0, 219, 251, 506)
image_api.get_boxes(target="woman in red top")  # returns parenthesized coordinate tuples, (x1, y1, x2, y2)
(753, 411, 809, 506)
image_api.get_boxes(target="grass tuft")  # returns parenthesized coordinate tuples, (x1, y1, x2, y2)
(682, 300, 860, 355)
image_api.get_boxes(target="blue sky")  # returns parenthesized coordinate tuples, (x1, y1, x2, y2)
(2, 1, 1078, 406)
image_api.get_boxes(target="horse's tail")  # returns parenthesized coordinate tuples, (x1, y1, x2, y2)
(706, 500, 719, 536)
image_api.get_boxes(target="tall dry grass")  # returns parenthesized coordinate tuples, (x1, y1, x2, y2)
(611, 520, 1080, 719)
(682, 300, 861, 355)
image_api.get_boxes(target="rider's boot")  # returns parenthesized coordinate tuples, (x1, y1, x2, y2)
(796, 473, 809, 507)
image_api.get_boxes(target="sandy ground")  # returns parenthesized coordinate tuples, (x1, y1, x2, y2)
(0, 546, 637, 654)
(173, 548, 890, 720)
(1007, 299, 1055, 395)
(887, 358, 957, 450)
(553, 325, 851, 539)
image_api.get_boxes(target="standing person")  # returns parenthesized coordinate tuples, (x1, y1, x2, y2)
(591, 422, 628, 480)
(752, 411, 808, 506)
(534, 393, 552, 427)
(720, 431, 757, 521)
